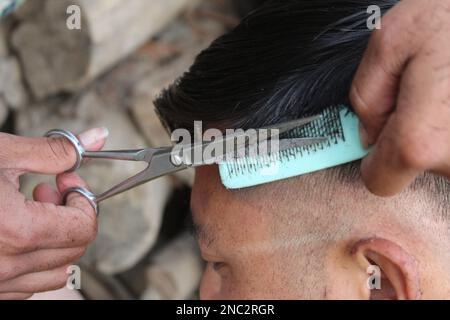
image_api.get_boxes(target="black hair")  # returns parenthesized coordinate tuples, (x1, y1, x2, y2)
(155, 0, 398, 134)
(231, 0, 268, 17)
(155, 0, 449, 214)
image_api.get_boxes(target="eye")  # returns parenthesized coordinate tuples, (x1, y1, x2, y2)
(201, 254, 228, 274)
(211, 262, 226, 272)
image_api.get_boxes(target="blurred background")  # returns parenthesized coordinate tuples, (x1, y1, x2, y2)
(0, 0, 266, 300)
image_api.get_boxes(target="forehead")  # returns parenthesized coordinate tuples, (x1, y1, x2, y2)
(190, 165, 379, 254)
(191, 166, 273, 252)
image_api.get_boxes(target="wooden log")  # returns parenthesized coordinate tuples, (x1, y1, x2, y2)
(11, 0, 193, 99)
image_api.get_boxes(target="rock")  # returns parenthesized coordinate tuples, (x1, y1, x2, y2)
(129, 14, 228, 186)
(130, 56, 198, 186)
(78, 263, 135, 300)
(0, 25, 8, 57)
(0, 56, 28, 109)
(11, 0, 194, 99)
(131, 53, 196, 148)
(0, 99, 8, 127)
(141, 232, 203, 300)
(16, 90, 171, 274)
(13, 0, 46, 21)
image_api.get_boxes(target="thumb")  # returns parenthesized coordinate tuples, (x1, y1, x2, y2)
(349, 1, 424, 146)
(360, 115, 421, 196)
(0, 127, 108, 174)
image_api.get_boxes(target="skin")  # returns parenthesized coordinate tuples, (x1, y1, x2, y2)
(191, 0, 450, 298)
(0, 0, 449, 300)
(0, 127, 108, 299)
(351, 0, 450, 196)
(192, 166, 450, 300)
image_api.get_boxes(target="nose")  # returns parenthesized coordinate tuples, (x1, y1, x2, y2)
(199, 267, 221, 300)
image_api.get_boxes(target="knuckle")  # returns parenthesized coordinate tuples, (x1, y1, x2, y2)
(6, 207, 44, 252)
(396, 135, 430, 170)
(370, 26, 399, 75)
(0, 261, 16, 282)
(53, 270, 70, 289)
(16, 232, 38, 252)
(86, 221, 98, 243)
(371, 28, 393, 59)
(2, 226, 32, 253)
(69, 248, 86, 262)
(22, 201, 64, 249)
(349, 83, 370, 116)
(46, 137, 74, 168)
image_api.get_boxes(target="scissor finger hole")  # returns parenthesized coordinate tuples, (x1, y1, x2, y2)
(63, 187, 99, 216)
(44, 129, 85, 172)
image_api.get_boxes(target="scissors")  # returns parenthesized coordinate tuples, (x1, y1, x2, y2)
(44, 115, 327, 215)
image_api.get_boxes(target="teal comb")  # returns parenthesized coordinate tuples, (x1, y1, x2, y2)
(218, 106, 369, 189)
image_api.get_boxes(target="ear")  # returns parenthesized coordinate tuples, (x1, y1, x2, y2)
(326, 238, 421, 300)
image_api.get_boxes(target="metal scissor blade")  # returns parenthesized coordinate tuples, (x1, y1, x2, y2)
(93, 136, 328, 202)
(82, 148, 165, 162)
(176, 115, 323, 166)
(261, 114, 322, 135)
(95, 149, 186, 203)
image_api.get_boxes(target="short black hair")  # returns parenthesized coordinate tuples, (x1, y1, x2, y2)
(154, 0, 449, 213)
(155, 0, 397, 133)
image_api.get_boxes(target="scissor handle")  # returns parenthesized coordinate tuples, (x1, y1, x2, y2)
(62, 187, 99, 216)
(43, 130, 99, 215)
(44, 129, 85, 172)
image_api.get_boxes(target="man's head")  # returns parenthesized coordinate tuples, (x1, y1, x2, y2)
(155, 0, 450, 299)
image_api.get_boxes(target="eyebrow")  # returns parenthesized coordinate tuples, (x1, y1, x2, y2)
(190, 208, 216, 248)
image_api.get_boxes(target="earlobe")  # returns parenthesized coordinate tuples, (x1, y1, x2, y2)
(351, 238, 421, 300)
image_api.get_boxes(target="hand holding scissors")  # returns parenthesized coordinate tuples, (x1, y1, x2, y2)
(45, 116, 326, 215)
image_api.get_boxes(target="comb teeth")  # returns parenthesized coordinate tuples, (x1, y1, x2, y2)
(219, 106, 369, 189)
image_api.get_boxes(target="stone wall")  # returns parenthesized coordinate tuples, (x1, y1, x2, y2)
(0, 0, 240, 299)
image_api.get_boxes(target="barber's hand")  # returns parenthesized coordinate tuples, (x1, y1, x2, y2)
(350, 0, 450, 196)
(0, 127, 108, 299)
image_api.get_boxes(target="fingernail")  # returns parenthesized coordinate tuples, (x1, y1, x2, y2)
(359, 122, 370, 149)
(78, 127, 109, 147)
